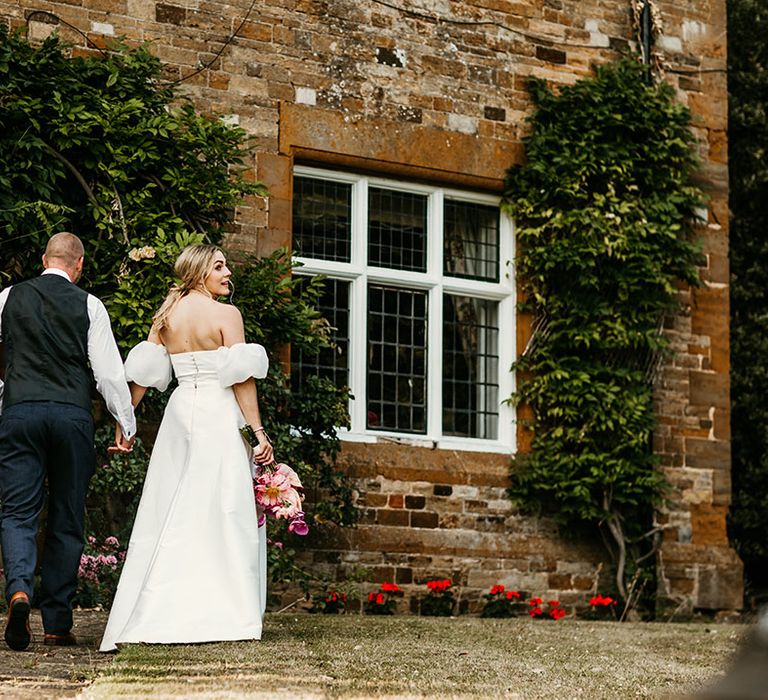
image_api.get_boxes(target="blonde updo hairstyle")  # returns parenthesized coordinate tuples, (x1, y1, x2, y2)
(151, 244, 222, 333)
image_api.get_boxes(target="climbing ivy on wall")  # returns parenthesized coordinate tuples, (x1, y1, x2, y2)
(503, 59, 703, 603)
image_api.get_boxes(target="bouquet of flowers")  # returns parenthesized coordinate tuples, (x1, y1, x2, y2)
(240, 425, 309, 536)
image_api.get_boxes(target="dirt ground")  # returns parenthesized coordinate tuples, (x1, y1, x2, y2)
(0, 609, 111, 698)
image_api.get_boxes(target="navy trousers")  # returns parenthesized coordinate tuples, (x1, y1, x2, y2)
(0, 401, 95, 635)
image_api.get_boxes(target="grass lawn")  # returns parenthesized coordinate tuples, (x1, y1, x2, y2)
(83, 613, 743, 699)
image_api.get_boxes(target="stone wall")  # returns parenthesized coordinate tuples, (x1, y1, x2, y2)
(1, 0, 742, 612)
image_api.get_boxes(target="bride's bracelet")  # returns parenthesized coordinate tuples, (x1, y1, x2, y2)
(239, 424, 272, 447)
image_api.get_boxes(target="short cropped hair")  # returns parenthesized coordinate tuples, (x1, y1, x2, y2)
(45, 232, 84, 266)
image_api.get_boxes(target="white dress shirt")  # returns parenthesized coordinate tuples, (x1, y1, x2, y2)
(0, 268, 136, 438)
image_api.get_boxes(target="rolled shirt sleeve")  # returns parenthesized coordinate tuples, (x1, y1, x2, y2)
(87, 295, 137, 439)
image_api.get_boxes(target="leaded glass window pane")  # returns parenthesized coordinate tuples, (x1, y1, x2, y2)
(443, 294, 499, 439)
(368, 187, 427, 272)
(444, 200, 500, 282)
(290, 277, 350, 394)
(367, 285, 427, 433)
(293, 176, 352, 262)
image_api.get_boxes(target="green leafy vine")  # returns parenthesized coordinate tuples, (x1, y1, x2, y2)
(503, 59, 703, 603)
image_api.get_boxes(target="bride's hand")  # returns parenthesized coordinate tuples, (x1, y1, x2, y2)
(108, 422, 135, 454)
(253, 437, 273, 465)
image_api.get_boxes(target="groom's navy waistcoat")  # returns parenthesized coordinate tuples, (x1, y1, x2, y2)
(1, 274, 92, 411)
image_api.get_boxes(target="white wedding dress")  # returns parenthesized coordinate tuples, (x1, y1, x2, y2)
(99, 341, 269, 652)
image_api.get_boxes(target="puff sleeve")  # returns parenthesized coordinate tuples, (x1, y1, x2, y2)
(215, 343, 269, 387)
(124, 341, 173, 391)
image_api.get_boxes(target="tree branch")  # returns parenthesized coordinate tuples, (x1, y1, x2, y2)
(42, 143, 98, 206)
(603, 492, 628, 601)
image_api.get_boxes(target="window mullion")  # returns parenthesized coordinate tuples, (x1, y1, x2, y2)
(498, 211, 516, 447)
(427, 286, 443, 442)
(497, 293, 516, 449)
(348, 177, 369, 434)
(426, 190, 444, 440)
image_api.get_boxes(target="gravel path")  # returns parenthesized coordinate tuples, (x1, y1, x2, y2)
(0, 610, 111, 698)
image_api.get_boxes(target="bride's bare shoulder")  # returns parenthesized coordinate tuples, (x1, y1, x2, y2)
(216, 300, 242, 316)
(217, 301, 243, 328)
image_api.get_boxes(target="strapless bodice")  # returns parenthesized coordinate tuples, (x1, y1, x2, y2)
(124, 342, 269, 390)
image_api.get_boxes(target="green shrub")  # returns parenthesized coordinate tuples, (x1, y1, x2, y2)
(727, 0, 768, 596)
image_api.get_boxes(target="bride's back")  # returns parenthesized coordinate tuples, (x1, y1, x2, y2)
(159, 293, 231, 354)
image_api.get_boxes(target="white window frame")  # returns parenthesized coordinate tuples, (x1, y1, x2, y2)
(293, 165, 517, 455)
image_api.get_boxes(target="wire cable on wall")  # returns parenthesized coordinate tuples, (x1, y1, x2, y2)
(24, 0, 258, 86)
(22, 0, 725, 79)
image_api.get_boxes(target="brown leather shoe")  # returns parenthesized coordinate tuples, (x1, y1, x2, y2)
(43, 632, 77, 647)
(4, 592, 31, 651)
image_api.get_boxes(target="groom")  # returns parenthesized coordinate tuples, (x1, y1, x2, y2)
(0, 232, 136, 651)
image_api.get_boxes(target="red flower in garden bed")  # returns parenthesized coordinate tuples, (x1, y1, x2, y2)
(364, 582, 400, 615)
(422, 578, 456, 616)
(310, 589, 348, 614)
(528, 597, 566, 620)
(582, 593, 620, 620)
(481, 584, 526, 618)
(426, 579, 453, 593)
(589, 594, 618, 607)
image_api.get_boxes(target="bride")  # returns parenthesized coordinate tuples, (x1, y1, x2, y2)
(100, 244, 273, 652)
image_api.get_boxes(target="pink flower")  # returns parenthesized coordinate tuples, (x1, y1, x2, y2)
(255, 472, 292, 507)
(104, 536, 119, 548)
(288, 514, 309, 536)
(275, 504, 300, 519)
(275, 463, 303, 489)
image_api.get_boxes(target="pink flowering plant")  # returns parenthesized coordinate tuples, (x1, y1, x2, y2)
(481, 584, 527, 618)
(527, 597, 567, 620)
(74, 535, 126, 608)
(364, 582, 400, 615)
(421, 578, 456, 617)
